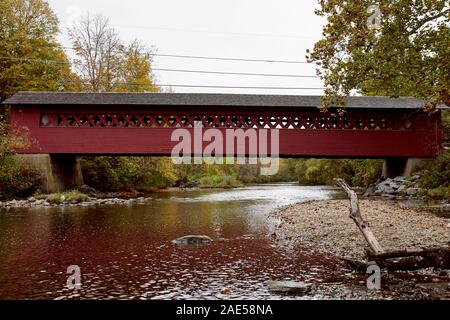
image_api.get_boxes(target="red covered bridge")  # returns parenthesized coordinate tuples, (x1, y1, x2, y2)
(3, 92, 445, 192)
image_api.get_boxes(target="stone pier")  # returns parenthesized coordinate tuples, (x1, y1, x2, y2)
(382, 157, 425, 178)
(18, 154, 83, 193)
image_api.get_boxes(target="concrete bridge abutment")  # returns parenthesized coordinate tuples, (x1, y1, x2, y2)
(18, 154, 83, 193)
(382, 157, 425, 178)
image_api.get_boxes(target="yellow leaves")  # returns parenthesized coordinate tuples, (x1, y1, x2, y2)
(68, 16, 158, 93)
(0, 0, 77, 100)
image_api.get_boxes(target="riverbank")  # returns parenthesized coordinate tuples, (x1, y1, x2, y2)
(364, 175, 450, 201)
(0, 194, 154, 210)
(1, 184, 448, 299)
(1, 181, 307, 210)
(272, 199, 450, 261)
(0, 186, 248, 210)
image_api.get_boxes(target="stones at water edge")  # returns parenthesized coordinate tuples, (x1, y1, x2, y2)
(267, 281, 312, 295)
(376, 185, 396, 194)
(171, 235, 213, 245)
(77, 184, 98, 196)
(406, 187, 420, 196)
(0, 196, 153, 209)
(365, 175, 428, 199)
(396, 184, 407, 194)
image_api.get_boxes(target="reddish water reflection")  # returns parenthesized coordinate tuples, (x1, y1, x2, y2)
(0, 185, 350, 299)
(1, 184, 437, 300)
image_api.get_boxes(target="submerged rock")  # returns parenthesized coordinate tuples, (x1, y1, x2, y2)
(267, 281, 312, 295)
(172, 235, 213, 245)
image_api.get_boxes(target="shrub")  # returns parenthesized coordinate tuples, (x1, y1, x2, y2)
(197, 175, 243, 189)
(350, 160, 384, 187)
(80, 157, 177, 192)
(296, 159, 383, 187)
(0, 156, 41, 200)
(0, 116, 40, 199)
(64, 190, 89, 203)
(425, 186, 450, 200)
(418, 150, 450, 189)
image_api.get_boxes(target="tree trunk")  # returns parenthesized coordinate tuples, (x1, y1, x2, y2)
(334, 178, 385, 255)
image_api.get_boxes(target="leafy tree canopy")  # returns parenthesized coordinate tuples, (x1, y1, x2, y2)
(0, 0, 81, 102)
(307, 0, 450, 110)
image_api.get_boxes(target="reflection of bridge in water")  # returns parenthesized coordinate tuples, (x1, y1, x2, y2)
(3, 92, 445, 192)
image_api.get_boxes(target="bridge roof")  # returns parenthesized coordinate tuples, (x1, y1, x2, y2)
(2, 91, 435, 109)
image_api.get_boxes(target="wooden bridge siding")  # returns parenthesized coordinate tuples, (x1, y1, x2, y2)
(9, 105, 443, 158)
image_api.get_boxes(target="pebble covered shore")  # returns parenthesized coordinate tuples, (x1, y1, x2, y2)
(273, 199, 449, 260)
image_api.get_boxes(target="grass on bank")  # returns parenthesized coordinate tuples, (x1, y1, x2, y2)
(197, 175, 244, 189)
(34, 190, 89, 204)
(416, 150, 450, 200)
(420, 186, 450, 200)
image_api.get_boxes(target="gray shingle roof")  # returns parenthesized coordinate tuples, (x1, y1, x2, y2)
(2, 91, 432, 109)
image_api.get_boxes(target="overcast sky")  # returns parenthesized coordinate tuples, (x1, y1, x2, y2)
(47, 0, 326, 95)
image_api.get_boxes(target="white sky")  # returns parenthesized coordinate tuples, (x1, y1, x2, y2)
(47, 0, 326, 95)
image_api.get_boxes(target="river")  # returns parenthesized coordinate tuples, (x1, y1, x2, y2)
(0, 184, 385, 299)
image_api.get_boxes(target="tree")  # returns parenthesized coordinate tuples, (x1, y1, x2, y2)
(0, 0, 81, 102)
(69, 14, 121, 92)
(69, 15, 158, 92)
(114, 40, 158, 93)
(307, 0, 450, 110)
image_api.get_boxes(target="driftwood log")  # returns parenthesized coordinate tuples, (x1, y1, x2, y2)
(334, 178, 450, 270)
(334, 178, 384, 255)
(368, 245, 450, 270)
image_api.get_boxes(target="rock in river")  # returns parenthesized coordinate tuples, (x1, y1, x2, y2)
(172, 235, 213, 246)
(267, 281, 312, 295)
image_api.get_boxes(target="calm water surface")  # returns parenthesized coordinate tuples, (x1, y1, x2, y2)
(0, 184, 352, 300)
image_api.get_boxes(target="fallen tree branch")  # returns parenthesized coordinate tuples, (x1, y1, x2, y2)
(334, 178, 385, 255)
(334, 178, 450, 270)
(367, 245, 450, 260)
(367, 245, 450, 270)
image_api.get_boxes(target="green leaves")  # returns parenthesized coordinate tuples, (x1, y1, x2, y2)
(308, 0, 450, 109)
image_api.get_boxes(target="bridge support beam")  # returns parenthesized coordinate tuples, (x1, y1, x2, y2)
(19, 154, 83, 193)
(382, 158, 423, 178)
